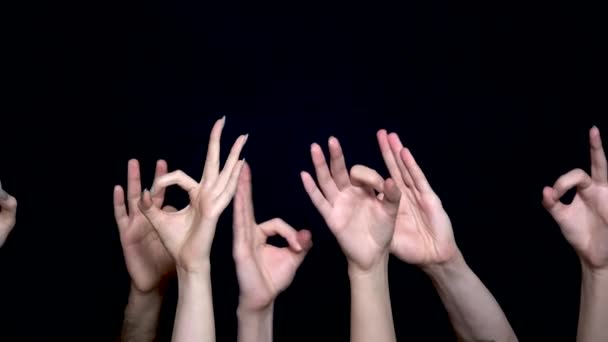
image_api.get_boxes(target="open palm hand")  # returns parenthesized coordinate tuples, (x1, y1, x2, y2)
(114, 159, 176, 292)
(377, 131, 458, 266)
(301, 137, 400, 271)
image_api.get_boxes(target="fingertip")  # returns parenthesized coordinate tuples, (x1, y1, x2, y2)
(328, 136, 340, 149)
(297, 229, 313, 250)
(377, 129, 387, 138)
(157, 159, 168, 169)
(591, 125, 600, 136)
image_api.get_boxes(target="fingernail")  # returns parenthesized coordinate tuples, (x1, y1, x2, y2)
(221, 115, 226, 122)
(244, 133, 249, 141)
(0, 189, 8, 201)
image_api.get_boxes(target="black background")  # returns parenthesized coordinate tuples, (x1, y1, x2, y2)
(1, 0, 606, 340)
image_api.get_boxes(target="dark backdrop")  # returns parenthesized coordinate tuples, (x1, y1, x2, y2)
(1, 0, 606, 340)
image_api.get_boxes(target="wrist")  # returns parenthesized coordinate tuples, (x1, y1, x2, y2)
(581, 262, 608, 284)
(237, 301, 274, 321)
(421, 250, 469, 281)
(348, 252, 390, 283)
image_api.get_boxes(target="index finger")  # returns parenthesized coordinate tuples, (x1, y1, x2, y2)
(590, 126, 607, 183)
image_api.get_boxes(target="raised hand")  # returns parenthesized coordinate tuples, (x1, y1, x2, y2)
(377, 130, 458, 266)
(377, 130, 517, 342)
(233, 162, 312, 312)
(542, 126, 608, 271)
(139, 116, 247, 274)
(300, 137, 400, 271)
(0, 180, 17, 247)
(114, 159, 176, 293)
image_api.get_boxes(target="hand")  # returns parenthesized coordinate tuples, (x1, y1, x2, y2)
(139, 117, 247, 274)
(233, 163, 312, 311)
(0, 180, 17, 247)
(114, 159, 176, 293)
(543, 126, 608, 272)
(376, 130, 458, 267)
(300, 137, 401, 272)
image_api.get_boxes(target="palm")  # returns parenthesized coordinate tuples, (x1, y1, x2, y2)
(391, 192, 456, 265)
(543, 126, 608, 270)
(236, 236, 304, 309)
(120, 213, 174, 291)
(234, 163, 311, 311)
(327, 187, 395, 269)
(377, 130, 458, 266)
(114, 159, 175, 292)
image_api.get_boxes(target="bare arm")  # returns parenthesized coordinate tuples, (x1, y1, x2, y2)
(349, 255, 395, 342)
(237, 304, 274, 342)
(172, 268, 215, 342)
(577, 267, 608, 341)
(424, 253, 516, 342)
(377, 130, 516, 342)
(122, 285, 164, 342)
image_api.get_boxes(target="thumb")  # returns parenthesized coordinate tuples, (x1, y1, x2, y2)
(162, 205, 178, 213)
(542, 186, 565, 219)
(290, 229, 313, 267)
(381, 178, 401, 214)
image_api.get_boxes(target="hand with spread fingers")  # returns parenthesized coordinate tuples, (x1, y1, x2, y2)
(234, 162, 312, 342)
(377, 130, 517, 342)
(542, 126, 608, 342)
(138, 116, 247, 342)
(301, 136, 400, 342)
(300, 137, 401, 272)
(376, 130, 457, 266)
(114, 159, 176, 293)
(0, 180, 17, 247)
(114, 159, 177, 342)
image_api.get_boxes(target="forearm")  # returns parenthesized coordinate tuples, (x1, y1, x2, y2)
(349, 255, 396, 342)
(577, 265, 608, 342)
(237, 302, 274, 342)
(424, 253, 517, 342)
(121, 284, 164, 342)
(173, 267, 215, 342)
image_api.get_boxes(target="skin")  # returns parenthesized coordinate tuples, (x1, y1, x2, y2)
(139, 116, 247, 342)
(0, 180, 17, 247)
(376, 130, 517, 342)
(233, 162, 312, 342)
(113, 159, 176, 342)
(301, 136, 401, 342)
(542, 126, 608, 342)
